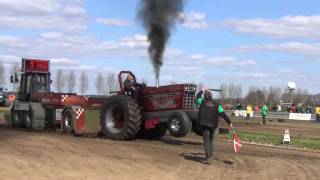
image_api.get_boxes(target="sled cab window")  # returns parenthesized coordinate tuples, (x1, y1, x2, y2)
(33, 73, 49, 93)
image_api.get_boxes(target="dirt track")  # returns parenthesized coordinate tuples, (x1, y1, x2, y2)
(1, 126, 319, 180)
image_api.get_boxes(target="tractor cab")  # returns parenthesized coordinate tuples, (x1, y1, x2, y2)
(14, 58, 51, 102)
(117, 71, 137, 95)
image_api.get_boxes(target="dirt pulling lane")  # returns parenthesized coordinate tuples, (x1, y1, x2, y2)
(0, 126, 319, 180)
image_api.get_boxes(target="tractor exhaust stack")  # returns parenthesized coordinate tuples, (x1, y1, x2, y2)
(156, 76, 160, 88)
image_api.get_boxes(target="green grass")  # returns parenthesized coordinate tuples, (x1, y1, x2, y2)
(291, 138, 320, 150)
(0, 108, 10, 125)
(0, 108, 9, 115)
(217, 131, 320, 150)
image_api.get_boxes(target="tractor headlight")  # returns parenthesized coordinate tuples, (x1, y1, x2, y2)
(184, 85, 196, 92)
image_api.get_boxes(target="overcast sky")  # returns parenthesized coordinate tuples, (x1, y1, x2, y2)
(0, 0, 319, 94)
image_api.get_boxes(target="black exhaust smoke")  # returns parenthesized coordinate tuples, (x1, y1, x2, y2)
(138, 0, 184, 86)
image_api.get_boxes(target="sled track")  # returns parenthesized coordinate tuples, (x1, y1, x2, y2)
(0, 126, 319, 180)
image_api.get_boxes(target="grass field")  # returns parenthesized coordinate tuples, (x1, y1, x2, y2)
(217, 131, 320, 150)
(216, 116, 320, 150)
(0, 107, 10, 125)
(0, 108, 8, 117)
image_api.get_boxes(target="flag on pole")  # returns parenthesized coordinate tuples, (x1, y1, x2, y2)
(233, 131, 242, 153)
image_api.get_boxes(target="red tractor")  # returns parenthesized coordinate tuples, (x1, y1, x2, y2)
(10, 58, 198, 140)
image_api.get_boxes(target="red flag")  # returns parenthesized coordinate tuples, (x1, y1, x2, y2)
(233, 132, 242, 153)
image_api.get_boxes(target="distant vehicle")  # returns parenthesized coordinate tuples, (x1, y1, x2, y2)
(0, 88, 9, 107)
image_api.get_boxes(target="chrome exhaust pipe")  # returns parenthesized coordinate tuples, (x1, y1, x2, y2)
(155, 76, 160, 88)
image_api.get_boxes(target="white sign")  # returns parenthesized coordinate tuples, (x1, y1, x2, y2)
(289, 113, 311, 121)
(234, 110, 253, 117)
(55, 109, 63, 121)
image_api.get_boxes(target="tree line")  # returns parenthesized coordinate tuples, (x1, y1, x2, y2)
(217, 84, 318, 106)
(54, 69, 118, 95)
(0, 61, 20, 91)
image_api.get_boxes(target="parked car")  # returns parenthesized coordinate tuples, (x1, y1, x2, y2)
(0, 88, 10, 107)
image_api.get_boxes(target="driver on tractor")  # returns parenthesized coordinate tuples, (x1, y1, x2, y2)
(123, 74, 145, 103)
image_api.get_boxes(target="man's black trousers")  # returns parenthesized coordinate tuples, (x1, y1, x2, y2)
(202, 127, 216, 158)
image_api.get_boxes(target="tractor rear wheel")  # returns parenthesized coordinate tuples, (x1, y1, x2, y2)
(100, 95, 141, 140)
(168, 111, 191, 138)
(11, 110, 24, 127)
(62, 108, 75, 134)
(138, 123, 167, 140)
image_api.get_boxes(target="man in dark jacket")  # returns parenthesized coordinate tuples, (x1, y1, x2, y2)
(123, 74, 145, 103)
(198, 90, 233, 164)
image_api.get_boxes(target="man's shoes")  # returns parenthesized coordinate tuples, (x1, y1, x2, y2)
(202, 156, 213, 164)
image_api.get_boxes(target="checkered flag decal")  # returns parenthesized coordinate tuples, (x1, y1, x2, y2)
(76, 108, 84, 120)
(61, 95, 69, 102)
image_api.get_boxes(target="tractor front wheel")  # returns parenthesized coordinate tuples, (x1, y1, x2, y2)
(168, 111, 191, 138)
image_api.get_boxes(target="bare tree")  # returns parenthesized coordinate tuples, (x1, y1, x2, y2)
(262, 86, 269, 100)
(267, 86, 282, 105)
(0, 61, 5, 86)
(293, 88, 309, 104)
(9, 62, 19, 76)
(55, 69, 65, 93)
(234, 85, 242, 98)
(248, 86, 258, 93)
(228, 83, 237, 99)
(105, 73, 116, 94)
(79, 71, 89, 95)
(281, 89, 290, 103)
(10, 62, 19, 91)
(219, 83, 228, 99)
(197, 82, 204, 90)
(196, 82, 204, 95)
(66, 70, 76, 93)
(95, 72, 104, 95)
(245, 90, 265, 105)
